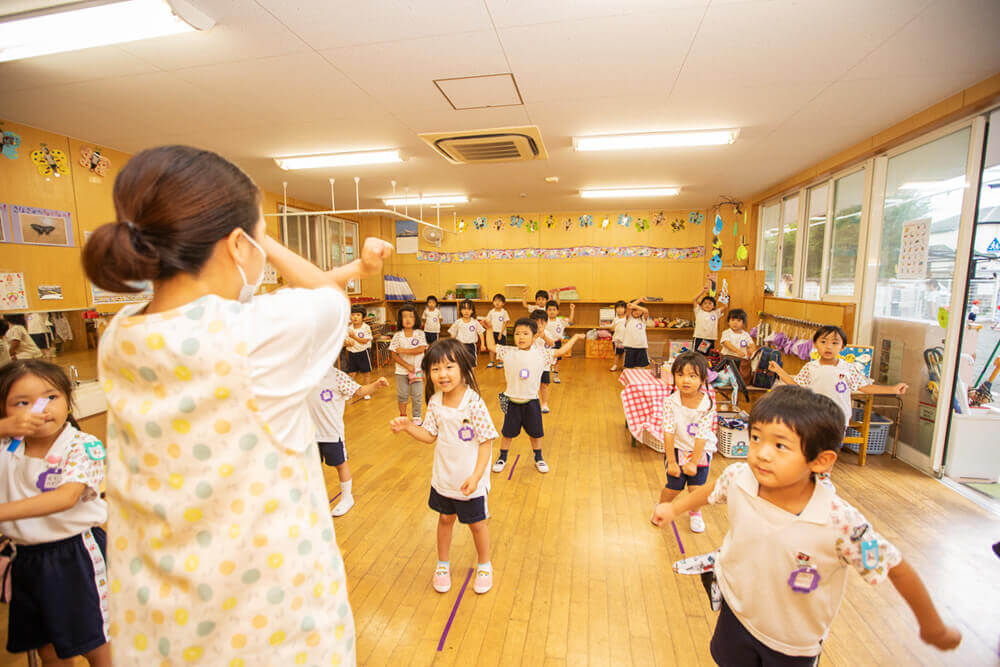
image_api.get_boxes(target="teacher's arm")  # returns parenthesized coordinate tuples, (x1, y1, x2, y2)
(262, 236, 392, 294)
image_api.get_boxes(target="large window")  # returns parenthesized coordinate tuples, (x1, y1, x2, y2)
(803, 183, 829, 300)
(827, 170, 864, 296)
(279, 206, 360, 293)
(760, 202, 780, 292)
(779, 195, 799, 296)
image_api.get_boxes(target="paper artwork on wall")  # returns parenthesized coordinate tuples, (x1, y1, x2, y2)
(262, 263, 278, 285)
(0, 272, 28, 311)
(91, 281, 154, 305)
(897, 218, 930, 279)
(0, 204, 8, 243)
(30, 143, 68, 179)
(416, 244, 705, 263)
(395, 219, 418, 254)
(79, 146, 111, 177)
(10, 205, 74, 247)
(38, 285, 63, 300)
(0, 124, 20, 160)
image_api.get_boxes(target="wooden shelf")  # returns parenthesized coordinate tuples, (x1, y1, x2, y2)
(564, 325, 693, 333)
(385, 299, 694, 306)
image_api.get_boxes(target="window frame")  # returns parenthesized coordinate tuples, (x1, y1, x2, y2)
(279, 205, 361, 294)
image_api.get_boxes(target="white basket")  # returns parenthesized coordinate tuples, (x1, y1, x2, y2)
(718, 423, 749, 458)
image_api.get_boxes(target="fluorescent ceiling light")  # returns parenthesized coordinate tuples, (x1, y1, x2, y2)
(275, 150, 403, 170)
(383, 195, 468, 206)
(580, 187, 679, 199)
(0, 0, 214, 63)
(573, 129, 739, 152)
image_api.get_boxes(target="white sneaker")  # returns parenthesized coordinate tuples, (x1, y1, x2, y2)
(535, 458, 549, 473)
(473, 568, 493, 594)
(364, 395, 371, 400)
(689, 512, 705, 533)
(609, 364, 617, 372)
(553, 374, 561, 384)
(487, 362, 494, 368)
(541, 405, 550, 413)
(331, 496, 355, 517)
(412, 418, 422, 426)
(492, 457, 507, 473)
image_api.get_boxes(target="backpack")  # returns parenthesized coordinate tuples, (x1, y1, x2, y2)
(751, 347, 782, 389)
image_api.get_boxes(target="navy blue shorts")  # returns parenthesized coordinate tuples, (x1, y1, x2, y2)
(464, 342, 478, 366)
(541, 371, 551, 384)
(623, 347, 649, 368)
(502, 399, 544, 439)
(8, 527, 109, 659)
(318, 440, 347, 467)
(665, 449, 712, 490)
(614, 342, 625, 355)
(492, 332, 506, 345)
(425, 332, 439, 345)
(429, 488, 488, 524)
(344, 350, 371, 373)
(711, 598, 820, 666)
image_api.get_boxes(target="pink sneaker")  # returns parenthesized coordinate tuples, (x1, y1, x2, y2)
(473, 567, 493, 594)
(433, 567, 451, 593)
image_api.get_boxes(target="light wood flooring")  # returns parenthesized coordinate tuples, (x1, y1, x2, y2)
(2, 354, 998, 666)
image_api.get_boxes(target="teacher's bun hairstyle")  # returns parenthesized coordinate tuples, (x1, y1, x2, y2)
(83, 145, 261, 294)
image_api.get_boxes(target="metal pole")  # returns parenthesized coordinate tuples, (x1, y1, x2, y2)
(329, 178, 335, 211)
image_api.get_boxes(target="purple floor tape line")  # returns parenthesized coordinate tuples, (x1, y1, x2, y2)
(671, 521, 685, 554)
(507, 454, 521, 480)
(329, 492, 341, 503)
(437, 568, 474, 651)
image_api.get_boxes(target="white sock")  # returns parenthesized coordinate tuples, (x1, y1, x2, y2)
(341, 480, 353, 498)
(478, 561, 492, 573)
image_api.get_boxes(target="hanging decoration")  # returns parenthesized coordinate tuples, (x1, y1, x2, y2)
(0, 124, 21, 160)
(736, 236, 749, 263)
(526, 219, 538, 233)
(578, 214, 593, 228)
(545, 215, 555, 229)
(416, 244, 704, 263)
(708, 212, 724, 271)
(670, 218, 685, 232)
(617, 214, 631, 227)
(600, 217, 610, 230)
(635, 218, 650, 232)
(718, 279, 730, 305)
(79, 146, 111, 177)
(688, 211, 704, 225)
(509, 215, 525, 229)
(713, 213, 724, 235)
(30, 143, 68, 179)
(494, 217, 504, 231)
(653, 211, 665, 226)
(472, 216, 487, 230)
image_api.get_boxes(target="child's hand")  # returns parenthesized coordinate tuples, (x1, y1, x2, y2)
(682, 461, 698, 477)
(389, 417, 411, 433)
(521, 287, 527, 296)
(651, 502, 674, 527)
(894, 382, 909, 395)
(360, 238, 393, 274)
(919, 624, 961, 650)
(376, 377, 390, 388)
(768, 360, 781, 373)
(666, 461, 681, 478)
(460, 475, 479, 496)
(0, 412, 46, 438)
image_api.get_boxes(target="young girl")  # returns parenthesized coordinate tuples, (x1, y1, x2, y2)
(3, 315, 43, 360)
(448, 299, 486, 367)
(608, 300, 628, 372)
(390, 338, 499, 595)
(719, 308, 756, 359)
(622, 298, 650, 368)
(485, 293, 510, 369)
(344, 305, 374, 395)
(422, 295, 442, 345)
(83, 144, 391, 664)
(654, 352, 717, 534)
(389, 303, 428, 425)
(693, 278, 726, 356)
(0, 360, 110, 666)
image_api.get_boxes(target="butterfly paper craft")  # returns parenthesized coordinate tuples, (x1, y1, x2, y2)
(30, 223, 56, 236)
(80, 146, 111, 176)
(546, 215, 555, 229)
(688, 211, 704, 225)
(31, 143, 68, 178)
(0, 125, 20, 160)
(472, 216, 487, 230)
(653, 211, 665, 226)
(671, 218, 685, 232)
(617, 214, 631, 227)
(578, 214, 593, 228)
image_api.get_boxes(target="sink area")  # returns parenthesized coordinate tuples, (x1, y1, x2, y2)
(72, 379, 107, 419)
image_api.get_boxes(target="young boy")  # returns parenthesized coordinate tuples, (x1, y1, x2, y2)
(719, 308, 756, 360)
(607, 300, 628, 372)
(345, 305, 374, 395)
(487, 317, 583, 474)
(522, 287, 550, 313)
(528, 310, 556, 412)
(486, 293, 511, 369)
(422, 295, 442, 345)
(307, 367, 389, 516)
(693, 278, 726, 355)
(652, 385, 961, 663)
(770, 325, 907, 429)
(622, 298, 650, 368)
(544, 300, 575, 383)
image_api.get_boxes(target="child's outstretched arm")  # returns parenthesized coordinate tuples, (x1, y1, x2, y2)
(0, 482, 87, 521)
(484, 331, 498, 352)
(567, 303, 575, 325)
(552, 333, 584, 359)
(860, 382, 909, 396)
(652, 477, 716, 526)
(389, 417, 436, 443)
(693, 279, 711, 307)
(355, 376, 390, 398)
(768, 361, 798, 386)
(887, 559, 962, 650)
(263, 235, 391, 294)
(461, 440, 493, 496)
(521, 287, 533, 311)
(628, 298, 649, 318)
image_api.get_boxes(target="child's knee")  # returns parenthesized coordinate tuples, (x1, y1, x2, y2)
(438, 513, 458, 526)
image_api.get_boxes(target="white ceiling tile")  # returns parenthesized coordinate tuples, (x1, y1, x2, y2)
(254, 0, 494, 50)
(665, 80, 827, 129)
(435, 74, 522, 110)
(402, 106, 533, 134)
(499, 8, 705, 103)
(0, 46, 161, 91)
(485, 0, 708, 29)
(322, 31, 510, 113)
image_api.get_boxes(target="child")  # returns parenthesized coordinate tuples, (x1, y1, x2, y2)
(622, 298, 650, 368)
(422, 295, 442, 345)
(390, 338, 499, 595)
(0, 360, 110, 666)
(308, 367, 389, 516)
(608, 300, 628, 372)
(390, 303, 428, 425)
(345, 305, 374, 395)
(3, 315, 43, 360)
(544, 300, 575, 383)
(652, 386, 961, 663)
(719, 308, 756, 360)
(486, 318, 584, 474)
(485, 293, 510, 369)
(693, 278, 726, 355)
(654, 352, 716, 533)
(448, 299, 486, 367)
(770, 325, 907, 429)
(522, 287, 550, 313)
(529, 309, 555, 412)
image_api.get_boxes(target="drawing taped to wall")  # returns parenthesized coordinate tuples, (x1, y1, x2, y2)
(10, 205, 74, 247)
(0, 272, 28, 311)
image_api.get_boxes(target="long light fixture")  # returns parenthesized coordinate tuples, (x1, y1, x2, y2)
(275, 149, 403, 170)
(0, 0, 214, 63)
(573, 129, 739, 152)
(580, 187, 679, 199)
(383, 195, 468, 207)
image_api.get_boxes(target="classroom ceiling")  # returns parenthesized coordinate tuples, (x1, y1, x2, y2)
(1, 0, 999, 215)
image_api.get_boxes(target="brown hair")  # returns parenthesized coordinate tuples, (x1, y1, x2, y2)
(82, 145, 261, 293)
(0, 360, 80, 429)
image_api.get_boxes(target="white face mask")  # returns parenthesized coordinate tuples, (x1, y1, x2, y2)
(235, 231, 267, 303)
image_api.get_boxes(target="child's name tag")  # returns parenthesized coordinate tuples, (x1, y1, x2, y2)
(36, 467, 62, 492)
(85, 440, 106, 462)
(788, 566, 820, 593)
(860, 539, 879, 571)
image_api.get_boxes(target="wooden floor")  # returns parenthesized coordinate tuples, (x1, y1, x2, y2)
(2, 354, 998, 665)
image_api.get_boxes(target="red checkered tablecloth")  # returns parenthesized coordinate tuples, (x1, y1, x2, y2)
(620, 368, 670, 451)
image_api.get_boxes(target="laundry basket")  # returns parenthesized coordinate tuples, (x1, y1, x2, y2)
(717, 417, 749, 458)
(844, 409, 891, 456)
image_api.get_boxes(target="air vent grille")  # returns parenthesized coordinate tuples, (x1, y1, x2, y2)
(418, 126, 548, 164)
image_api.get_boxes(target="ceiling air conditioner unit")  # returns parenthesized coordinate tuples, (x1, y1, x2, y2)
(422, 226, 444, 247)
(418, 126, 548, 164)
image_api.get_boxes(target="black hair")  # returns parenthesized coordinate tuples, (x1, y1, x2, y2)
(749, 385, 845, 460)
(426, 295, 438, 306)
(0, 319, 8, 337)
(492, 293, 506, 303)
(0, 360, 80, 429)
(5, 314, 25, 327)
(458, 299, 476, 317)
(671, 352, 713, 409)
(350, 305, 366, 316)
(530, 309, 548, 324)
(813, 325, 847, 345)
(513, 317, 537, 335)
(614, 300, 627, 311)
(534, 290, 548, 300)
(545, 300, 559, 310)
(699, 295, 717, 308)
(421, 338, 481, 404)
(728, 308, 747, 324)
(397, 303, 417, 330)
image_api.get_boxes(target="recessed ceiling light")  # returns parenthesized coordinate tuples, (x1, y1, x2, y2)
(0, 0, 214, 63)
(544, 176, 559, 183)
(573, 129, 739, 152)
(580, 187, 679, 199)
(274, 149, 403, 170)
(383, 195, 468, 206)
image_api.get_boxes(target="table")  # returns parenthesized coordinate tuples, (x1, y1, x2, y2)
(620, 368, 670, 452)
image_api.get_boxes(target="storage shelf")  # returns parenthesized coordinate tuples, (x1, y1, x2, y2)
(564, 325, 693, 333)
(385, 299, 694, 306)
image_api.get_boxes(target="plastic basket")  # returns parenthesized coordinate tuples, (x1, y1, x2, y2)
(844, 409, 891, 455)
(718, 423, 749, 458)
(586, 339, 614, 359)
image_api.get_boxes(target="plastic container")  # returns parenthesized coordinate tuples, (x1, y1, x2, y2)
(844, 409, 891, 455)
(718, 415, 749, 458)
(586, 339, 614, 359)
(455, 283, 481, 299)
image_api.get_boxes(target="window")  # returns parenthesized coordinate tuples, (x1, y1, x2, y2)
(779, 195, 799, 296)
(803, 183, 829, 300)
(827, 170, 864, 296)
(279, 206, 361, 294)
(759, 202, 781, 292)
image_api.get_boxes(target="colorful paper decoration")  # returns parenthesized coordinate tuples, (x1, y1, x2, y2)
(546, 215, 555, 229)
(458, 219, 466, 232)
(688, 211, 704, 225)
(713, 213, 723, 234)
(718, 279, 730, 305)
(0, 124, 20, 160)
(493, 217, 504, 231)
(617, 214, 631, 227)
(654, 211, 665, 226)
(578, 214, 593, 228)
(79, 146, 111, 176)
(0, 272, 28, 310)
(472, 216, 487, 230)
(601, 217, 610, 229)
(416, 244, 704, 263)
(671, 218, 685, 232)
(635, 218, 649, 232)
(527, 219, 538, 233)
(509, 215, 525, 228)
(30, 143, 68, 179)
(10, 205, 74, 247)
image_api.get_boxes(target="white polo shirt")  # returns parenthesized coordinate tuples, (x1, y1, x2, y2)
(306, 367, 360, 443)
(422, 308, 442, 333)
(694, 306, 722, 340)
(544, 316, 569, 345)
(486, 308, 510, 334)
(720, 329, 754, 359)
(345, 322, 372, 352)
(663, 391, 717, 463)
(496, 344, 554, 402)
(611, 316, 627, 343)
(388, 329, 427, 375)
(794, 359, 872, 426)
(622, 315, 648, 349)
(709, 463, 901, 657)
(422, 388, 499, 500)
(449, 318, 485, 344)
